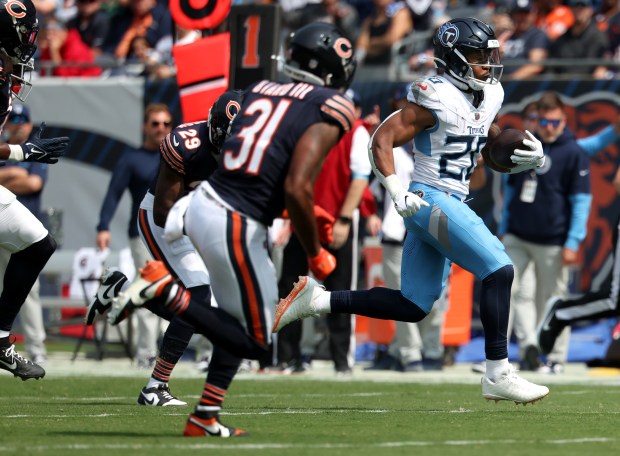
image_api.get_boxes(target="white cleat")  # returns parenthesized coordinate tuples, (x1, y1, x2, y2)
(107, 292, 135, 325)
(482, 365, 549, 405)
(272, 276, 326, 333)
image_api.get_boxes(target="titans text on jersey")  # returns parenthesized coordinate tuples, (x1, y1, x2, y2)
(408, 75, 504, 198)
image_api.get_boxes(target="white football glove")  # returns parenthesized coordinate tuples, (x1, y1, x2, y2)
(393, 190, 429, 217)
(510, 130, 545, 168)
(382, 174, 429, 218)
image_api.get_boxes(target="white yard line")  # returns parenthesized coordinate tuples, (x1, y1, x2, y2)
(0, 437, 615, 452)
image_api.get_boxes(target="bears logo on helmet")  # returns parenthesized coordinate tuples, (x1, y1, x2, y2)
(208, 89, 244, 150)
(282, 22, 356, 90)
(0, 0, 38, 100)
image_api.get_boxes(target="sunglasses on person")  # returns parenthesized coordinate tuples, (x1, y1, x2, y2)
(150, 120, 172, 127)
(8, 115, 29, 124)
(539, 118, 562, 127)
(77, 0, 99, 4)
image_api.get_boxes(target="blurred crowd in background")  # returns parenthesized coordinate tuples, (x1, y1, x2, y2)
(30, 0, 620, 81)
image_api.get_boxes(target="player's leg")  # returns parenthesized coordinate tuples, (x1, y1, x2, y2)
(273, 220, 443, 333)
(180, 188, 276, 436)
(405, 186, 548, 403)
(136, 286, 213, 407)
(183, 346, 247, 437)
(119, 189, 274, 360)
(184, 195, 276, 352)
(134, 202, 213, 405)
(0, 196, 54, 380)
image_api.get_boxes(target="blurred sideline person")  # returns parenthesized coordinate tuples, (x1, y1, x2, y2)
(0, 104, 49, 365)
(501, 91, 592, 374)
(0, 0, 69, 380)
(87, 91, 243, 407)
(95, 103, 172, 368)
(108, 22, 357, 436)
(473, 99, 620, 375)
(273, 17, 551, 405)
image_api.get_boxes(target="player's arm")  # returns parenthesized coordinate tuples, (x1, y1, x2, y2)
(370, 102, 434, 217)
(471, 121, 501, 187)
(480, 121, 501, 167)
(285, 121, 341, 277)
(371, 102, 434, 177)
(153, 163, 184, 227)
(0, 123, 69, 163)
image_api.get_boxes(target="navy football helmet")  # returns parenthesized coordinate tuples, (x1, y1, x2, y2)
(0, 0, 39, 100)
(433, 17, 502, 91)
(283, 22, 356, 90)
(208, 89, 243, 150)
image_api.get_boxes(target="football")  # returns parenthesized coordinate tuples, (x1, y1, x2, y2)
(486, 129, 528, 173)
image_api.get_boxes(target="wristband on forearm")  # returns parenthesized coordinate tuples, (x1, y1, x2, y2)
(338, 215, 352, 225)
(383, 174, 404, 201)
(7, 144, 24, 161)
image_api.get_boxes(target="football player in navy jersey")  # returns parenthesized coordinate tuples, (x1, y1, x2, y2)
(86, 90, 245, 406)
(273, 17, 551, 405)
(0, 0, 69, 381)
(107, 22, 357, 437)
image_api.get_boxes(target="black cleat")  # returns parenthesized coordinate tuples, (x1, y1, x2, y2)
(0, 344, 45, 380)
(85, 267, 128, 325)
(537, 297, 566, 356)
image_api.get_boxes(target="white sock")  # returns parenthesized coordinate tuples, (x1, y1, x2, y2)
(0, 330, 10, 339)
(485, 358, 510, 381)
(147, 378, 164, 389)
(314, 290, 331, 313)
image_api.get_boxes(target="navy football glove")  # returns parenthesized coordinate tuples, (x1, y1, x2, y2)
(21, 122, 69, 164)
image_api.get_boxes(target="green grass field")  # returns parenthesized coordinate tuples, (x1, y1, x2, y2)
(1, 365, 620, 456)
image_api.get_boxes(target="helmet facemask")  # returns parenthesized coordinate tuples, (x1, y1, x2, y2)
(453, 44, 503, 91)
(1, 11, 38, 101)
(282, 50, 327, 87)
(10, 58, 34, 101)
(433, 19, 503, 92)
(13, 20, 38, 63)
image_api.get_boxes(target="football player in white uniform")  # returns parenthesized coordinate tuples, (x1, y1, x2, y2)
(0, 0, 69, 380)
(273, 17, 550, 405)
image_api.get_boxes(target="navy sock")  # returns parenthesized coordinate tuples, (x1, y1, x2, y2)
(479, 265, 513, 360)
(331, 287, 426, 322)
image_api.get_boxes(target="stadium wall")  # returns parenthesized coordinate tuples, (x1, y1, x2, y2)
(30, 77, 620, 292)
